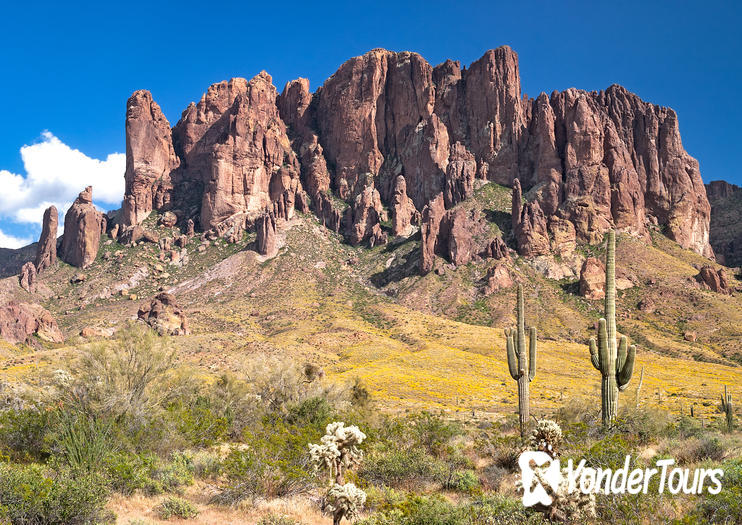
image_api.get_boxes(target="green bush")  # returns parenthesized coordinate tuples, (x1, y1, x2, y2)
(155, 496, 199, 520)
(358, 494, 547, 525)
(165, 396, 229, 447)
(53, 411, 113, 472)
(689, 458, 742, 524)
(104, 451, 194, 495)
(0, 408, 51, 461)
(441, 470, 479, 493)
(360, 447, 446, 488)
(0, 462, 110, 524)
(256, 514, 301, 525)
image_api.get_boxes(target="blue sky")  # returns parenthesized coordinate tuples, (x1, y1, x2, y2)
(1, 0, 740, 247)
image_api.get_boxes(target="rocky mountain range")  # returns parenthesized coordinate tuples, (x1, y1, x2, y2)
(1, 46, 740, 356)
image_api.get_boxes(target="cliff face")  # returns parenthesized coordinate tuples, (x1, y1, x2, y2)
(121, 46, 714, 265)
(706, 180, 742, 267)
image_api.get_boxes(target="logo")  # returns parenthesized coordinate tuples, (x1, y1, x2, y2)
(519, 451, 562, 507)
(518, 451, 724, 507)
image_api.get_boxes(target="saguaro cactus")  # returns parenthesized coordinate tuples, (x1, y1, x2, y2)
(505, 284, 537, 438)
(588, 230, 636, 425)
(721, 386, 734, 431)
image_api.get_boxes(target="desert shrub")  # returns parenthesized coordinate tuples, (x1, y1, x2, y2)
(155, 496, 199, 520)
(441, 469, 479, 493)
(670, 436, 725, 465)
(165, 396, 229, 447)
(212, 415, 321, 504)
(480, 463, 508, 491)
(64, 323, 175, 426)
(52, 411, 113, 472)
(188, 448, 222, 478)
(257, 515, 301, 525)
(688, 458, 742, 524)
(358, 494, 547, 525)
(581, 434, 635, 470)
(0, 407, 52, 461)
(360, 447, 447, 488)
(104, 451, 194, 495)
(0, 462, 110, 524)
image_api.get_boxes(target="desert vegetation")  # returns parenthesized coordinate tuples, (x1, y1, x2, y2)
(0, 320, 738, 524)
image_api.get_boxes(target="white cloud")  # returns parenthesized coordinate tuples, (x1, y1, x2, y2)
(0, 228, 32, 249)
(0, 131, 125, 227)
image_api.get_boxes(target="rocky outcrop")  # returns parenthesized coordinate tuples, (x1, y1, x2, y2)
(35, 205, 58, 272)
(420, 194, 446, 274)
(483, 264, 513, 294)
(391, 176, 418, 237)
(0, 302, 63, 344)
(19, 262, 36, 292)
(122, 91, 179, 227)
(579, 257, 606, 300)
(138, 293, 189, 336)
(706, 180, 742, 267)
(60, 187, 103, 268)
(256, 211, 277, 256)
(695, 265, 730, 294)
(120, 46, 713, 265)
(483, 236, 509, 259)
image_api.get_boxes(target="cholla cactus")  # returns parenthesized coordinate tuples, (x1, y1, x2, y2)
(527, 466, 597, 521)
(325, 483, 367, 523)
(309, 422, 366, 484)
(309, 422, 367, 524)
(529, 419, 563, 458)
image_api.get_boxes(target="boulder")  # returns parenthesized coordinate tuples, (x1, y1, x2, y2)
(695, 265, 730, 294)
(579, 257, 606, 300)
(60, 186, 103, 268)
(0, 301, 63, 344)
(483, 264, 514, 294)
(138, 293, 189, 336)
(159, 211, 178, 228)
(483, 236, 509, 260)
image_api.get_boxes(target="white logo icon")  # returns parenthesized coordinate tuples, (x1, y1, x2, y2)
(519, 451, 562, 507)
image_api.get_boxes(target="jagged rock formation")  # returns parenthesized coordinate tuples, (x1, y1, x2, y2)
(60, 187, 104, 269)
(122, 91, 179, 227)
(18, 262, 36, 292)
(35, 205, 58, 272)
(0, 301, 63, 344)
(121, 46, 713, 267)
(706, 180, 742, 267)
(256, 211, 277, 256)
(137, 292, 189, 336)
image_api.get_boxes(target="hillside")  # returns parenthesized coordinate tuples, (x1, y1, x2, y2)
(1, 196, 739, 420)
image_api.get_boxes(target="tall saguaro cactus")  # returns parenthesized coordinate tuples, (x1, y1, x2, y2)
(721, 386, 734, 431)
(588, 230, 637, 425)
(505, 284, 537, 438)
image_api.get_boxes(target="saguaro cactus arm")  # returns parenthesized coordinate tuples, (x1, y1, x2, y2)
(589, 338, 600, 370)
(506, 329, 519, 380)
(617, 344, 636, 391)
(528, 327, 537, 382)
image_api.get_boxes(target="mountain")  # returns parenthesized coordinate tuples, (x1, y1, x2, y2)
(707, 180, 742, 267)
(1, 46, 740, 413)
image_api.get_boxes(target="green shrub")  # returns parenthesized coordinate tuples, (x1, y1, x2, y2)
(358, 494, 547, 525)
(104, 451, 193, 495)
(0, 462, 110, 524)
(53, 411, 113, 472)
(165, 396, 229, 447)
(0, 408, 51, 461)
(689, 458, 742, 524)
(256, 514, 301, 525)
(441, 470, 479, 493)
(672, 436, 725, 465)
(360, 447, 446, 489)
(155, 496, 199, 520)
